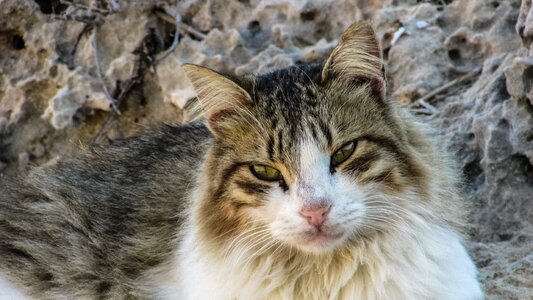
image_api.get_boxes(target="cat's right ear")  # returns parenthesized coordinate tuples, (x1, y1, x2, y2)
(183, 64, 252, 137)
(321, 21, 385, 100)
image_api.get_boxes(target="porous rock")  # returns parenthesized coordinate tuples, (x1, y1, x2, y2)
(0, 0, 531, 298)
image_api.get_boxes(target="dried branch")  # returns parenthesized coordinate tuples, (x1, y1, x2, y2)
(91, 71, 142, 146)
(155, 10, 206, 40)
(67, 23, 93, 69)
(92, 27, 121, 115)
(59, 0, 110, 14)
(53, 13, 104, 24)
(53, 0, 107, 24)
(414, 99, 439, 114)
(410, 69, 481, 114)
(54, 1, 184, 144)
(55, 0, 121, 114)
(417, 69, 480, 103)
(106, 0, 121, 12)
(156, 7, 181, 63)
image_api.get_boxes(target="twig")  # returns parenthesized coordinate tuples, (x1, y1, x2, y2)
(180, 23, 207, 40)
(154, 10, 206, 40)
(156, 7, 181, 63)
(53, 0, 107, 24)
(106, 0, 121, 12)
(68, 23, 93, 69)
(418, 69, 480, 103)
(410, 108, 436, 115)
(91, 114, 117, 146)
(416, 99, 439, 114)
(59, 0, 110, 14)
(91, 72, 141, 146)
(53, 13, 104, 24)
(410, 69, 481, 113)
(92, 27, 121, 115)
(55, 0, 120, 114)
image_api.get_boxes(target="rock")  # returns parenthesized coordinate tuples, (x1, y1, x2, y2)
(505, 56, 533, 106)
(0, 85, 26, 127)
(0, 0, 532, 298)
(43, 67, 110, 129)
(17, 151, 30, 171)
(105, 53, 138, 93)
(156, 55, 196, 109)
(235, 44, 286, 75)
(444, 27, 490, 73)
(378, 4, 448, 103)
(415, 20, 429, 29)
(0, 117, 7, 136)
(517, 0, 533, 53)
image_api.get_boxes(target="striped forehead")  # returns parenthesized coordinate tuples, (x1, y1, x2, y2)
(246, 64, 339, 175)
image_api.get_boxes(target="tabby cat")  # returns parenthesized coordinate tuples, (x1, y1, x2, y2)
(0, 22, 482, 299)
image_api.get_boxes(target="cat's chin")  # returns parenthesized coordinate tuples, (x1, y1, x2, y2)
(294, 230, 346, 253)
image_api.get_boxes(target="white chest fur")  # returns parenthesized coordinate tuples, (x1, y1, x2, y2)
(155, 224, 482, 300)
(0, 272, 29, 300)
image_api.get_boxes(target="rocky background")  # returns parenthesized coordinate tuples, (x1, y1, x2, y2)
(0, 0, 532, 298)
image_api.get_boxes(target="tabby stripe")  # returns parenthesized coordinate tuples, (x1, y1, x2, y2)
(277, 130, 284, 156)
(267, 136, 275, 160)
(289, 125, 297, 144)
(359, 135, 409, 167)
(318, 118, 333, 146)
(271, 118, 278, 131)
(345, 151, 380, 174)
(213, 162, 248, 200)
(4, 246, 36, 262)
(364, 169, 394, 183)
(359, 135, 398, 153)
(361, 168, 402, 189)
(232, 199, 262, 209)
(37, 272, 54, 282)
(234, 180, 269, 195)
(97, 281, 112, 295)
(309, 122, 319, 141)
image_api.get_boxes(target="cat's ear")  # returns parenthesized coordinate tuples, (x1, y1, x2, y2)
(321, 21, 385, 98)
(183, 64, 252, 136)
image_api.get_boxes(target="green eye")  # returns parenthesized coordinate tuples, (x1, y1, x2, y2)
(331, 141, 356, 167)
(250, 165, 283, 182)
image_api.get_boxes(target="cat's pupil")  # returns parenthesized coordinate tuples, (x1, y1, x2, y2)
(331, 141, 356, 167)
(279, 179, 289, 192)
(250, 165, 282, 182)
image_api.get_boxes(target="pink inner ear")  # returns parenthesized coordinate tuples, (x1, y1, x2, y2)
(368, 76, 385, 96)
(351, 75, 385, 100)
(208, 109, 234, 131)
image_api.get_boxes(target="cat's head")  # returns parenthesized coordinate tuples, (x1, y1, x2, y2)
(184, 22, 432, 254)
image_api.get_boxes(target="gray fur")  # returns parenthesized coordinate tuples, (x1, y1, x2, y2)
(0, 124, 210, 299)
(0, 24, 468, 297)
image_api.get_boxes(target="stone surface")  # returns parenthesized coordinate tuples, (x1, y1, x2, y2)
(0, 0, 532, 298)
(517, 0, 533, 53)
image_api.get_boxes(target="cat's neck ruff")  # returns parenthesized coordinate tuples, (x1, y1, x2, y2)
(167, 213, 479, 300)
(142, 178, 483, 300)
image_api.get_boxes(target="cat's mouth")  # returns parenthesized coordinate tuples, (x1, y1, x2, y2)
(299, 228, 345, 249)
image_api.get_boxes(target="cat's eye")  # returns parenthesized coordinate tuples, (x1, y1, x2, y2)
(331, 141, 356, 167)
(250, 165, 283, 182)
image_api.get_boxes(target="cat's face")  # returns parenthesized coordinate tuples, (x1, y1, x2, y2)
(186, 22, 427, 254)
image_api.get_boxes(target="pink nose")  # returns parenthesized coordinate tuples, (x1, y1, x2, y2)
(300, 204, 331, 226)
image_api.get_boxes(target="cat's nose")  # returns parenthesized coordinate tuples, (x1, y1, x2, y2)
(299, 204, 331, 226)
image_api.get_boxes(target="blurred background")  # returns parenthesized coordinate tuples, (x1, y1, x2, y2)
(0, 0, 531, 298)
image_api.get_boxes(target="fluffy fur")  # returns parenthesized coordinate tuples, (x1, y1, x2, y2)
(0, 22, 482, 299)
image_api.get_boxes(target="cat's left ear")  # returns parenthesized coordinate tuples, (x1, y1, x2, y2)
(183, 64, 252, 136)
(321, 21, 385, 99)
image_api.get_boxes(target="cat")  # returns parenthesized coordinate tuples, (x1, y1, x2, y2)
(0, 21, 482, 299)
